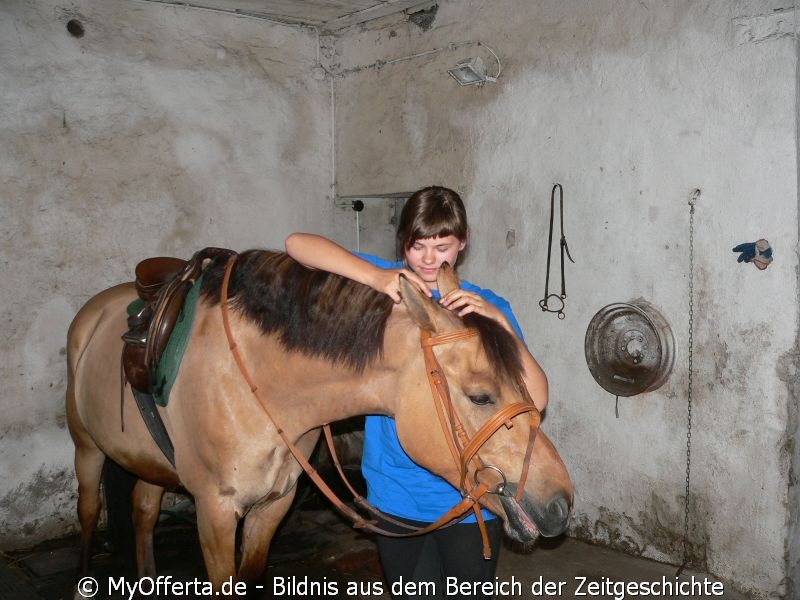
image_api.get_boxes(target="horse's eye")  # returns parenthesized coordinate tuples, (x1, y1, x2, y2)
(468, 394, 495, 406)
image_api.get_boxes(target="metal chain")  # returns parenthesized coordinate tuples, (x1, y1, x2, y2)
(679, 191, 698, 574)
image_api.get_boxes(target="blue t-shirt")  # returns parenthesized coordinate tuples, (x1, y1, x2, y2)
(356, 252, 524, 523)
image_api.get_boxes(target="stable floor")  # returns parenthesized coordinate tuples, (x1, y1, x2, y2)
(1, 500, 750, 600)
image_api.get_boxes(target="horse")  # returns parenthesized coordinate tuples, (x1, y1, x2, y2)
(66, 249, 573, 593)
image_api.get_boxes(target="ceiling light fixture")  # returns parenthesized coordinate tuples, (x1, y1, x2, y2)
(448, 57, 490, 85)
(447, 43, 501, 86)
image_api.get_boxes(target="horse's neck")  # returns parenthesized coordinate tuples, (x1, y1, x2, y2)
(294, 368, 405, 424)
(203, 297, 424, 435)
(261, 317, 421, 430)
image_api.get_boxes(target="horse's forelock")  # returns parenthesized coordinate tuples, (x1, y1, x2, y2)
(200, 249, 395, 372)
(462, 313, 525, 384)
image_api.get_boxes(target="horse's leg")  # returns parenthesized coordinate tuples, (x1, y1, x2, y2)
(132, 480, 165, 577)
(73, 444, 106, 575)
(194, 496, 239, 592)
(238, 490, 297, 587)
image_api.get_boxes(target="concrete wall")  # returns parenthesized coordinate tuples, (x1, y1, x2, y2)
(0, 0, 332, 548)
(329, 1, 797, 597)
(2, 0, 798, 598)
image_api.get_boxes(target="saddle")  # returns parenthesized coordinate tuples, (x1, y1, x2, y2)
(122, 247, 236, 394)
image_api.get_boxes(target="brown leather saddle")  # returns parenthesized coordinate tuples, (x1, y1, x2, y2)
(122, 247, 236, 393)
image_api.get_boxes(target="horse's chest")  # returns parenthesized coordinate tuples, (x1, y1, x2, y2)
(212, 438, 312, 506)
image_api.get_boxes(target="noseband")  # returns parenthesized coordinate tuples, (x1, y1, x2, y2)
(219, 255, 541, 559)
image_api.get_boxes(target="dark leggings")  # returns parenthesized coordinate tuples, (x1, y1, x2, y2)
(375, 515, 503, 600)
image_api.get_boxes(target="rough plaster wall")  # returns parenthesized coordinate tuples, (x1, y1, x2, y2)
(785, 5, 800, 595)
(0, 0, 332, 548)
(330, 1, 797, 597)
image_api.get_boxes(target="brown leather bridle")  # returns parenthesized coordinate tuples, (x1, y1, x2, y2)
(219, 255, 540, 559)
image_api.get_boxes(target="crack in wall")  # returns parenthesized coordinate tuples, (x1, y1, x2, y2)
(733, 6, 795, 45)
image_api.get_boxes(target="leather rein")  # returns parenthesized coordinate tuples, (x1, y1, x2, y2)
(219, 255, 540, 559)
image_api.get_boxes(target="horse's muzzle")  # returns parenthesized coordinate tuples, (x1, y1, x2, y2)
(541, 494, 571, 537)
(500, 484, 572, 540)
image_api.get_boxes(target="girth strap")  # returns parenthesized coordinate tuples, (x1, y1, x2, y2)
(130, 387, 176, 467)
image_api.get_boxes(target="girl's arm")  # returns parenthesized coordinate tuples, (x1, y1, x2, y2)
(285, 233, 430, 302)
(516, 346, 549, 413)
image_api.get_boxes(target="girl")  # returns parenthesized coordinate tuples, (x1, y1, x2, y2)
(285, 185, 548, 599)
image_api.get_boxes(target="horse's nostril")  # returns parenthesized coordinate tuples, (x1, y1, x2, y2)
(548, 495, 570, 522)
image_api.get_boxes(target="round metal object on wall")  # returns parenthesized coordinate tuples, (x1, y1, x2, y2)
(585, 300, 675, 397)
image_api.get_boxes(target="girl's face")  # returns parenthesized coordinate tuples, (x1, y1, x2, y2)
(404, 235, 466, 290)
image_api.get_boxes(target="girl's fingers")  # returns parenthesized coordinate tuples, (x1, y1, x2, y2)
(439, 290, 460, 307)
(441, 291, 483, 314)
(441, 291, 507, 322)
(442, 290, 478, 306)
(387, 283, 402, 303)
(456, 304, 476, 317)
(377, 271, 403, 302)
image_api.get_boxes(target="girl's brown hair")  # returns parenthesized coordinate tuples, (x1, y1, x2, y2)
(397, 186, 469, 251)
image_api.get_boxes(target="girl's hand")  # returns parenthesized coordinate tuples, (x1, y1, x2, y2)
(371, 268, 432, 303)
(439, 289, 513, 332)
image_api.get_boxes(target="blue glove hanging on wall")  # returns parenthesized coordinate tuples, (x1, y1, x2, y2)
(733, 239, 773, 270)
(732, 242, 757, 263)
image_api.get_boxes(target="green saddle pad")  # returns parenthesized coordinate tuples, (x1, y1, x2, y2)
(152, 273, 204, 407)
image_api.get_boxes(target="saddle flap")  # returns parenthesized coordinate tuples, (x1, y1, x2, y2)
(150, 279, 194, 369)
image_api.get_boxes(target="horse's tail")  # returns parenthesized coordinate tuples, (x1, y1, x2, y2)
(102, 459, 137, 568)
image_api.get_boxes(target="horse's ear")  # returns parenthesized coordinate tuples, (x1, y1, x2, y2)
(398, 275, 437, 331)
(437, 262, 460, 296)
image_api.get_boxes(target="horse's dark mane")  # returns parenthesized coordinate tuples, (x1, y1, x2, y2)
(200, 249, 524, 380)
(201, 249, 395, 373)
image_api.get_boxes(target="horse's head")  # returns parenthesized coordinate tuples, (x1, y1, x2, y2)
(391, 265, 573, 546)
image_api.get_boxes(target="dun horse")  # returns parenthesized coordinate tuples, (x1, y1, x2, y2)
(66, 249, 573, 592)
